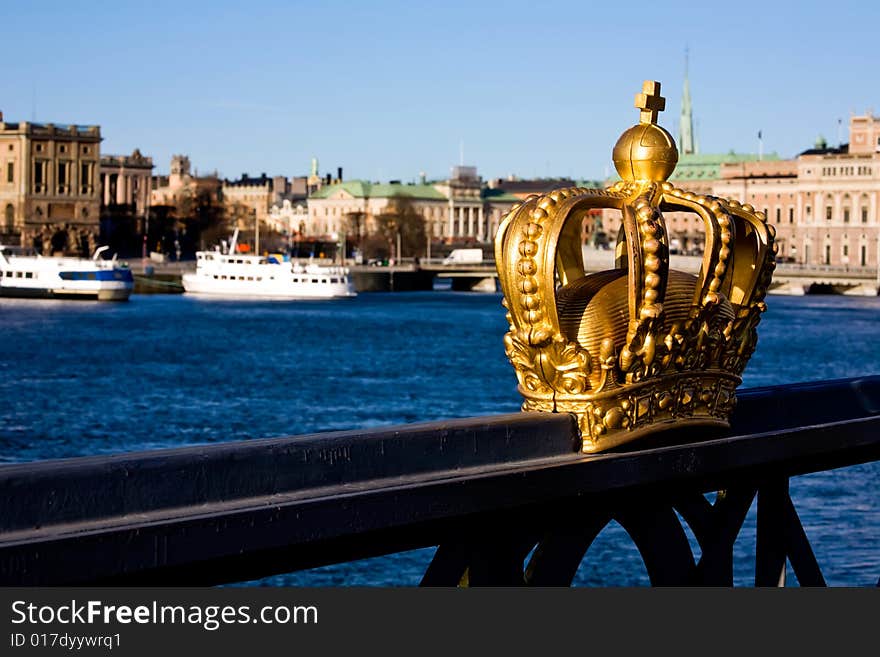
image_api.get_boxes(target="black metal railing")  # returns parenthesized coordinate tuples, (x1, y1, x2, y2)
(1, 376, 878, 587)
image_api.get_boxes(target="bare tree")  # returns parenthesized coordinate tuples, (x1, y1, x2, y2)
(344, 210, 367, 253)
(373, 195, 426, 259)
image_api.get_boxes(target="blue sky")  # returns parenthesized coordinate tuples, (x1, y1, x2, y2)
(2, 1, 877, 182)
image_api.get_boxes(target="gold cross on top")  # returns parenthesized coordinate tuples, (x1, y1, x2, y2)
(635, 80, 665, 124)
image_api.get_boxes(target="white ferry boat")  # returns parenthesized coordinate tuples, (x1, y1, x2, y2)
(0, 245, 134, 301)
(182, 231, 356, 299)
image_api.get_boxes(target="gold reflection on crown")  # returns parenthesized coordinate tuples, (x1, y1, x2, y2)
(495, 80, 777, 453)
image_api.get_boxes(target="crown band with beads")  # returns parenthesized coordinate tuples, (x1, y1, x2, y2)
(495, 80, 777, 453)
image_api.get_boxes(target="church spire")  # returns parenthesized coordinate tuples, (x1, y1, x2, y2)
(680, 48, 696, 155)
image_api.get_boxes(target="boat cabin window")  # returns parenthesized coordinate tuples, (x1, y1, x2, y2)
(24, 272, 33, 279)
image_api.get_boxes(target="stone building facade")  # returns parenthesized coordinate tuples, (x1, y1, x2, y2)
(713, 114, 880, 268)
(221, 173, 287, 228)
(100, 149, 153, 218)
(151, 155, 194, 205)
(151, 155, 222, 208)
(306, 166, 520, 245)
(598, 152, 776, 255)
(0, 114, 101, 255)
(267, 198, 308, 235)
(594, 114, 880, 269)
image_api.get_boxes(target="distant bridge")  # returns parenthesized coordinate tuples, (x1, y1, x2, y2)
(415, 252, 880, 296)
(129, 255, 880, 296)
(418, 260, 499, 292)
(769, 264, 879, 296)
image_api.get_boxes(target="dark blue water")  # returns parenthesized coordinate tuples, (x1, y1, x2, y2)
(1, 292, 879, 586)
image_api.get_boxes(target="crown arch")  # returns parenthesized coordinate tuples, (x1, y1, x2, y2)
(658, 187, 727, 307)
(494, 79, 776, 453)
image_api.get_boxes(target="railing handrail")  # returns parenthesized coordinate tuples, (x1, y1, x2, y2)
(1, 375, 878, 586)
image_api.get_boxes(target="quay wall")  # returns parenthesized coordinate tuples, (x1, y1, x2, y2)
(122, 253, 879, 296)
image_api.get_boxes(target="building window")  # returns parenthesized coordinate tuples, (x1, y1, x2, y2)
(33, 160, 47, 193)
(843, 208, 850, 223)
(35, 143, 44, 153)
(788, 208, 794, 223)
(4, 203, 13, 231)
(825, 206, 832, 221)
(862, 245, 868, 266)
(80, 162, 93, 195)
(6, 161, 12, 183)
(775, 208, 781, 223)
(57, 161, 71, 195)
(824, 244, 831, 264)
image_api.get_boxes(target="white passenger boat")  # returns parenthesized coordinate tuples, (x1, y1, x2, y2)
(182, 230, 356, 299)
(0, 245, 134, 301)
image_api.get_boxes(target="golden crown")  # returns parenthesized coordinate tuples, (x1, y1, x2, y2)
(495, 80, 777, 453)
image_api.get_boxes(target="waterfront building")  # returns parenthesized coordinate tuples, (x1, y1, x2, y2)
(597, 73, 880, 268)
(666, 151, 776, 254)
(267, 198, 308, 235)
(221, 172, 278, 226)
(598, 68, 773, 254)
(599, 152, 777, 254)
(0, 112, 101, 255)
(151, 155, 222, 208)
(486, 176, 579, 199)
(713, 116, 880, 268)
(306, 165, 520, 245)
(486, 176, 608, 245)
(151, 154, 193, 205)
(100, 149, 153, 219)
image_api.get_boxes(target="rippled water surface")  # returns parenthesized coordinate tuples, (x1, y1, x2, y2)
(2, 291, 879, 586)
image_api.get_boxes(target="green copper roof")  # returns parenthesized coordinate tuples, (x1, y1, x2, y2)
(310, 180, 446, 200)
(371, 183, 446, 199)
(670, 152, 780, 181)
